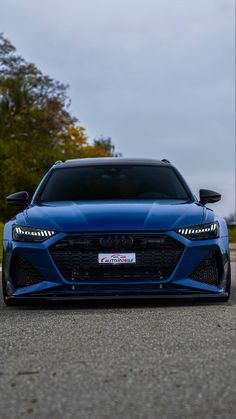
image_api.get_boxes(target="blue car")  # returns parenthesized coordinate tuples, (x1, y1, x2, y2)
(2, 158, 231, 305)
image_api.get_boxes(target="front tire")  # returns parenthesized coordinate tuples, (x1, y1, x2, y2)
(217, 263, 231, 302)
(2, 264, 22, 306)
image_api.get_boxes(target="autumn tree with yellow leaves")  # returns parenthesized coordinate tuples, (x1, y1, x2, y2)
(0, 33, 118, 220)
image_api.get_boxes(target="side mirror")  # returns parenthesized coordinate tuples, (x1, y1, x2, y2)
(199, 189, 221, 205)
(6, 191, 28, 207)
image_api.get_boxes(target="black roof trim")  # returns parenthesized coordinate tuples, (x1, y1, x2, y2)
(161, 159, 171, 164)
(53, 157, 172, 168)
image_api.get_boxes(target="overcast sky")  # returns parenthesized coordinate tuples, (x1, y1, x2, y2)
(1, 0, 235, 216)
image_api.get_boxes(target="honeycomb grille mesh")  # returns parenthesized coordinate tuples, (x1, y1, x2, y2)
(190, 251, 218, 285)
(50, 234, 184, 282)
(13, 255, 43, 288)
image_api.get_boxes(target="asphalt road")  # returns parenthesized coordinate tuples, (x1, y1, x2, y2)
(0, 264, 235, 419)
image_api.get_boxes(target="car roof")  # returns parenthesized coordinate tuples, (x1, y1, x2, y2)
(53, 157, 172, 168)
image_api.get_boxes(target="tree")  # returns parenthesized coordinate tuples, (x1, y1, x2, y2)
(0, 33, 118, 221)
(225, 212, 236, 226)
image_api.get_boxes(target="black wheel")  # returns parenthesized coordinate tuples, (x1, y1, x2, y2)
(2, 265, 21, 306)
(2, 279, 13, 306)
(216, 263, 231, 303)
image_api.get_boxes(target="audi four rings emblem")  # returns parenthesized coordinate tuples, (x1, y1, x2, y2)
(99, 235, 134, 248)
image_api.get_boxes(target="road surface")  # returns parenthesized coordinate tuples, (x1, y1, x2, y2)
(0, 264, 235, 419)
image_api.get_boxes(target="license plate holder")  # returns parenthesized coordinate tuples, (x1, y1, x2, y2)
(98, 253, 136, 265)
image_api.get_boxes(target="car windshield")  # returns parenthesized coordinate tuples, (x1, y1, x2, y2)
(38, 165, 191, 202)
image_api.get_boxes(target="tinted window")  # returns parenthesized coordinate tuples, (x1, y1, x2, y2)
(38, 165, 190, 202)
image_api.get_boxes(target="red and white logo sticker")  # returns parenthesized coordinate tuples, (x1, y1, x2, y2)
(98, 253, 136, 264)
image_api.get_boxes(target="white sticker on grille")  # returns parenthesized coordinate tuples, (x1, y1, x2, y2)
(98, 253, 136, 264)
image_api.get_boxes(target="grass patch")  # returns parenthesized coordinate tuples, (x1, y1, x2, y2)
(0, 222, 3, 263)
(228, 226, 236, 244)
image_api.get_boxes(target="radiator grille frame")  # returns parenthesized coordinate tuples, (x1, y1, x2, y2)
(50, 233, 184, 282)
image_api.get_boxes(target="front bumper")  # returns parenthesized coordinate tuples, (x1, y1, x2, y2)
(3, 230, 230, 301)
(5, 292, 229, 304)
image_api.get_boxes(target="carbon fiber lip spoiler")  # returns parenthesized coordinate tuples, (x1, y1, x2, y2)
(6, 292, 228, 303)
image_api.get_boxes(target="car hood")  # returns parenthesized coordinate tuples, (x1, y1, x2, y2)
(16, 200, 212, 232)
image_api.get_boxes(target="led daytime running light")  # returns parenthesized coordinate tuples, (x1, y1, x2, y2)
(177, 223, 217, 236)
(14, 226, 55, 237)
(13, 225, 56, 242)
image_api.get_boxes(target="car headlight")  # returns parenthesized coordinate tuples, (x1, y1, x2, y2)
(12, 225, 57, 242)
(176, 222, 219, 240)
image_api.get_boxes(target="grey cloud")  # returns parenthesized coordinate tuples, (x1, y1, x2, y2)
(0, 0, 235, 215)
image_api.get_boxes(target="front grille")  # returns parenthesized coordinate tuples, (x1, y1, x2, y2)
(50, 233, 184, 282)
(12, 255, 43, 288)
(190, 250, 218, 285)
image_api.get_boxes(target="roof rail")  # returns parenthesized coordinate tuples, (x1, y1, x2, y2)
(161, 159, 171, 164)
(54, 160, 63, 165)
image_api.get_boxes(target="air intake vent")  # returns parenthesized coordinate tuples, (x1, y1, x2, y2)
(12, 255, 43, 288)
(190, 251, 219, 285)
